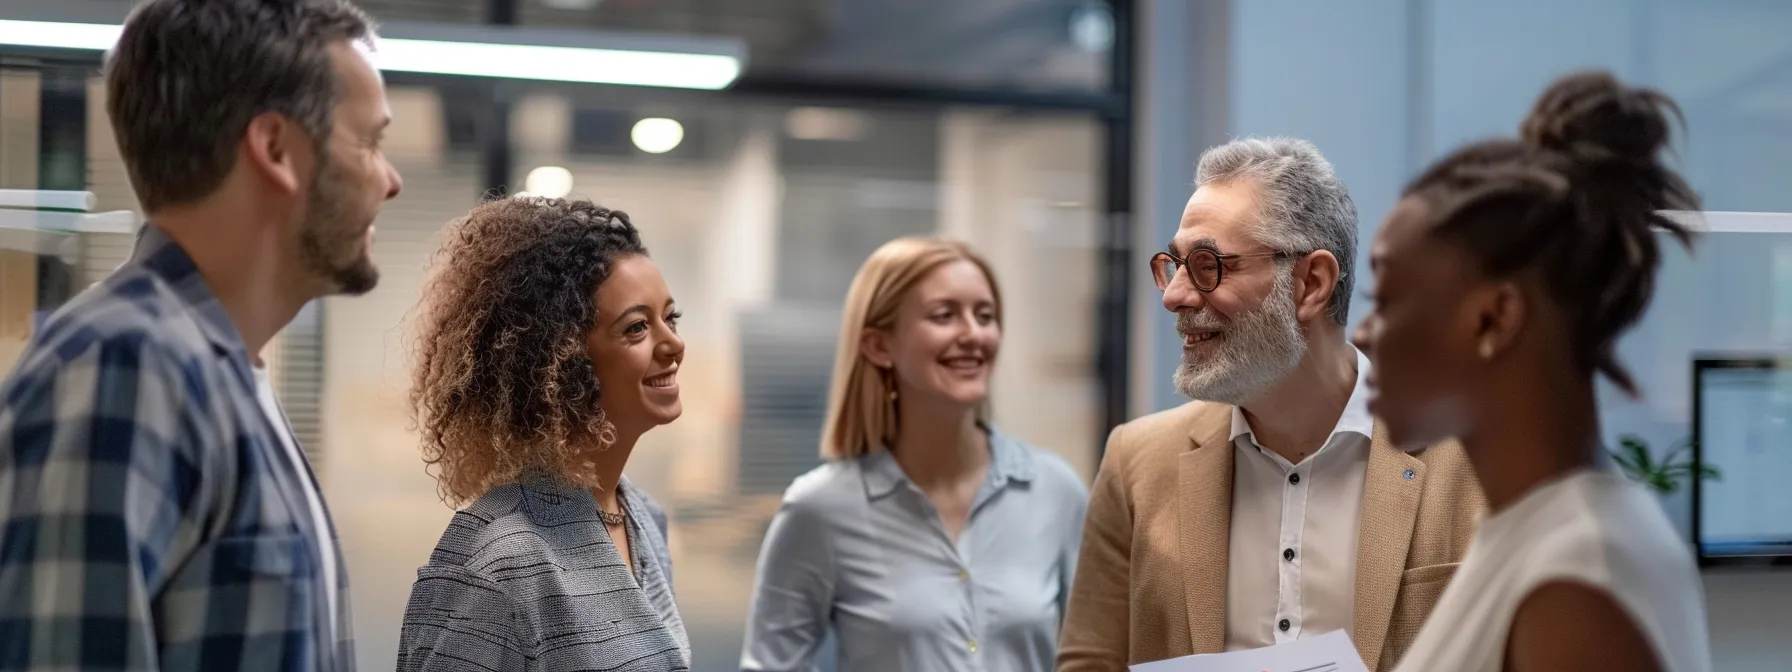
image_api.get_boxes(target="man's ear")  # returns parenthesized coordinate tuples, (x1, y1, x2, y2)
(1293, 249, 1342, 323)
(240, 112, 308, 196)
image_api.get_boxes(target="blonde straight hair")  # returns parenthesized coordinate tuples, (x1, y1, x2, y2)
(820, 236, 1004, 460)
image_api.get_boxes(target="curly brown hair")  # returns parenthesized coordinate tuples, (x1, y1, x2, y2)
(410, 196, 649, 506)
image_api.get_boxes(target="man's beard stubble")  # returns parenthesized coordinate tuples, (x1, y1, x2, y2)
(1172, 267, 1308, 406)
(296, 158, 380, 296)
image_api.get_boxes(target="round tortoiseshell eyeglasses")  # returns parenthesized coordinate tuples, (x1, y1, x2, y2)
(1149, 247, 1298, 292)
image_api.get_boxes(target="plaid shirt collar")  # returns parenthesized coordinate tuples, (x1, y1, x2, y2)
(132, 223, 251, 364)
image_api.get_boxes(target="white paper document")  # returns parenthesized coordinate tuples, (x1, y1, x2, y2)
(1129, 630, 1370, 672)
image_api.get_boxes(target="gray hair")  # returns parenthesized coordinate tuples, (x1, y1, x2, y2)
(1195, 137, 1358, 326)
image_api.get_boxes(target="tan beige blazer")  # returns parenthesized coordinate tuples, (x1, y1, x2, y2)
(1056, 401, 1486, 672)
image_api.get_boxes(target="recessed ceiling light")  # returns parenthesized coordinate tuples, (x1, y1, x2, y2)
(631, 118, 684, 154)
(524, 166, 574, 198)
(1069, 3, 1115, 53)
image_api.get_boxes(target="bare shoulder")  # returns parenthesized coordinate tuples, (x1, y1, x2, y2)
(1508, 580, 1664, 672)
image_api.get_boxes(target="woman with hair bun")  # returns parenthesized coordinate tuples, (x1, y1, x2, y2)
(1352, 71, 1712, 672)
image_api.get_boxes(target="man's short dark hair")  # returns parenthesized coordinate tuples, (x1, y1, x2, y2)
(105, 0, 375, 212)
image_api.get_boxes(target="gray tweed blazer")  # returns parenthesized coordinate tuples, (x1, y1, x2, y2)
(397, 473, 691, 671)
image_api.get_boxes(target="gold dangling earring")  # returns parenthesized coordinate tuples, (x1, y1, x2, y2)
(882, 365, 898, 403)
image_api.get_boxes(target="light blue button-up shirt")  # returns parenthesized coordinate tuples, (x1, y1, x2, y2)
(741, 427, 1090, 672)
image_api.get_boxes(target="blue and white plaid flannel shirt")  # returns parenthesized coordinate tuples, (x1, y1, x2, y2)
(0, 225, 352, 670)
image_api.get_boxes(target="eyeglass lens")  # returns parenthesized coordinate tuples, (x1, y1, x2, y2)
(1153, 249, 1222, 291)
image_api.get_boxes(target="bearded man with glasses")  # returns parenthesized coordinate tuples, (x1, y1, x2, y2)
(1057, 138, 1485, 672)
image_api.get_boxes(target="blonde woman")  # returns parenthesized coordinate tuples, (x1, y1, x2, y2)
(740, 237, 1090, 672)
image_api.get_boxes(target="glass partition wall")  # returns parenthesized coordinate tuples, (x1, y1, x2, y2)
(0, 2, 1134, 667)
(0, 64, 97, 374)
(324, 88, 1108, 667)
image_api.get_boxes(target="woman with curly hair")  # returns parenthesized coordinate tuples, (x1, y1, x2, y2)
(396, 197, 691, 671)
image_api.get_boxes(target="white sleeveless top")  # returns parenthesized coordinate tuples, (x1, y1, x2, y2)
(1391, 469, 1711, 672)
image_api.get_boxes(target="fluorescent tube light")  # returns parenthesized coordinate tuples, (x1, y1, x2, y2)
(375, 37, 738, 89)
(0, 19, 116, 50)
(0, 19, 743, 90)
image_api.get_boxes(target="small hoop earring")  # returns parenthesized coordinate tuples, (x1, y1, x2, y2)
(1478, 339, 1495, 360)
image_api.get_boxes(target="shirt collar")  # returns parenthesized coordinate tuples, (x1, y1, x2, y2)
(862, 424, 1035, 500)
(1230, 346, 1376, 444)
(130, 223, 249, 360)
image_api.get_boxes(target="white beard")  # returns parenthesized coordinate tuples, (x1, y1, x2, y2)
(1173, 268, 1307, 405)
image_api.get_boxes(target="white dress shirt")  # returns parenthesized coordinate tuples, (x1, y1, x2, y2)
(1224, 348, 1375, 651)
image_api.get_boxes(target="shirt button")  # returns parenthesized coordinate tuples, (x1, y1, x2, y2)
(1279, 619, 1291, 632)
(1283, 548, 1295, 562)
(959, 569, 970, 580)
(1288, 473, 1300, 485)
(968, 639, 979, 652)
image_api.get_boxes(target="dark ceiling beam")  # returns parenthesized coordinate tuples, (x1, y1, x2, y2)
(485, 0, 518, 24)
(899, 2, 1067, 66)
(794, 1, 1066, 73)
(728, 74, 1125, 117)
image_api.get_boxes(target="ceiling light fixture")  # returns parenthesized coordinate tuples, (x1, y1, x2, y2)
(631, 118, 684, 154)
(524, 166, 575, 198)
(0, 19, 745, 90)
(1068, 3, 1115, 53)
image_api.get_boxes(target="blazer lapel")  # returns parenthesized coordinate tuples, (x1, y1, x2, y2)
(1351, 425, 1425, 670)
(1179, 417, 1234, 654)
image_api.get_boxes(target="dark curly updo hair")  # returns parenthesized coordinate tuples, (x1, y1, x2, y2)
(1402, 70, 1700, 396)
(410, 196, 648, 506)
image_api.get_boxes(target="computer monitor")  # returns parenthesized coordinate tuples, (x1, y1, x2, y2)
(1692, 357, 1792, 567)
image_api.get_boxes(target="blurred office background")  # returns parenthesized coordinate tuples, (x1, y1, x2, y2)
(2, 1, 1792, 670)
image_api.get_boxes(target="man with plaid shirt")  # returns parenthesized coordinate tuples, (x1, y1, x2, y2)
(0, 0, 402, 669)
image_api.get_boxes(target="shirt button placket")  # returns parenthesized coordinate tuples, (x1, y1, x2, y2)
(959, 564, 981, 661)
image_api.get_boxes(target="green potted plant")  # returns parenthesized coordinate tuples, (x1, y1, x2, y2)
(1608, 434, 1721, 495)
